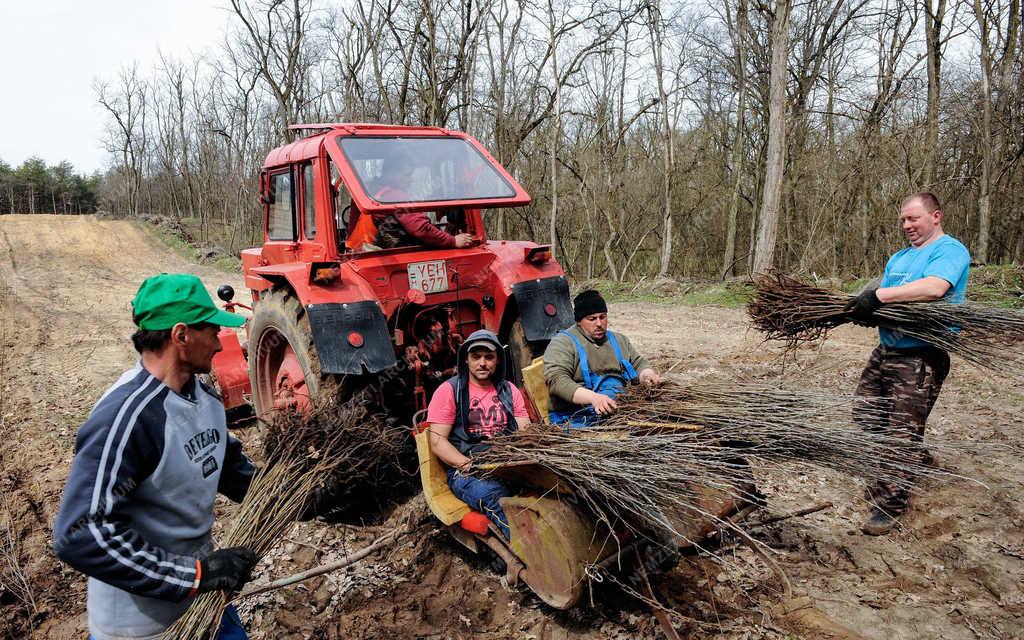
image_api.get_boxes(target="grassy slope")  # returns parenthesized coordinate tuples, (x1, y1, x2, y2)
(136, 217, 243, 273)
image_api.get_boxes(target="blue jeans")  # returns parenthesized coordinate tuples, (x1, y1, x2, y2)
(87, 604, 247, 640)
(217, 606, 248, 640)
(447, 468, 512, 539)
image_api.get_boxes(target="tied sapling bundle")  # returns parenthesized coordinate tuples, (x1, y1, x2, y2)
(474, 380, 962, 546)
(749, 271, 1024, 376)
(746, 272, 851, 346)
(166, 396, 401, 640)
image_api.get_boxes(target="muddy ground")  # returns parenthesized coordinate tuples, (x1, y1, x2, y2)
(1, 214, 1022, 640)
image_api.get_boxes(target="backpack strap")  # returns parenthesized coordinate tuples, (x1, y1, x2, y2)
(445, 376, 466, 432)
(495, 380, 518, 432)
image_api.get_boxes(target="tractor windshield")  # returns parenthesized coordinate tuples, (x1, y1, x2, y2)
(338, 136, 516, 204)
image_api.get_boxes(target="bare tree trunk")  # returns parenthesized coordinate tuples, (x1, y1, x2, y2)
(747, 175, 759, 273)
(825, 46, 838, 273)
(96, 65, 147, 216)
(753, 0, 791, 274)
(998, 1, 1020, 111)
(992, 0, 1020, 263)
(229, 0, 310, 135)
(648, 0, 674, 277)
(974, 0, 993, 264)
(601, 166, 622, 282)
(583, 181, 596, 278)
(923, 0, 946, 187)
(548, 0, 561, 260)
(722, 0, 748, 279)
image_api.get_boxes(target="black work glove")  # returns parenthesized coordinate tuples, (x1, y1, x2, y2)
(844, 288, 882, 326)
(198, 547, 258, 593)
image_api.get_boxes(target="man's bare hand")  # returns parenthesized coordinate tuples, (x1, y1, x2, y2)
(639, 369, 661, 386)
(591, 393, 618, 416)
(454, 233, 476, 248)
(456, 458, 473, 473)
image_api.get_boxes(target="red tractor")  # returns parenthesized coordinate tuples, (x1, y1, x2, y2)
(211, 123, 572, 427)
(208, 124, 745, 617)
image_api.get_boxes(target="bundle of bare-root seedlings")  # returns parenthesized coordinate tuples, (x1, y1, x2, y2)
(749, 271, 1024, 375)
(474, 380, 962, 547)
(165, 395, 402, 640)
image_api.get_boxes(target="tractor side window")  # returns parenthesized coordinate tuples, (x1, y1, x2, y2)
(329, 159, 352, 246)
(268, 171, 294, 241)
(302, 163, 316, 240)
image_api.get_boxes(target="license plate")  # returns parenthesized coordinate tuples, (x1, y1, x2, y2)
(407, 260, 449, 294)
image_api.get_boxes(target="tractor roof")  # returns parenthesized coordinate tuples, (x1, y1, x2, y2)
(264, 123, 453, 166)
(265, 123, 531, 213)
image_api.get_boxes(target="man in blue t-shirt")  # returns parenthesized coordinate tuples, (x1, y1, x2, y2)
(844, 192, 970, 535)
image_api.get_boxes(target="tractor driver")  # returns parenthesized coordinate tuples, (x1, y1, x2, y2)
(543, 289, 661, 428)
(427, 329, 530, 539)
(347, 152, 477, 251)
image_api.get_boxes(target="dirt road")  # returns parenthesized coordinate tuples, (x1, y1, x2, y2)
(1, 214, 1022, 639)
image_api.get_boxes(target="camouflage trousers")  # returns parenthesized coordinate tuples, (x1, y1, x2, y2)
(853, 344, 950, 515)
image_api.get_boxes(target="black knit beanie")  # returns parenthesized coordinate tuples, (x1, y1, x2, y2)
(573, 289, 607, 321)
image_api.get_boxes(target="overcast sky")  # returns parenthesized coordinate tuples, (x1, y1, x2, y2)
(0, 1, 232, 175)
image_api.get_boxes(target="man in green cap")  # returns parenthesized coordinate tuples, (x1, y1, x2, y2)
(53, 273, 258, 640)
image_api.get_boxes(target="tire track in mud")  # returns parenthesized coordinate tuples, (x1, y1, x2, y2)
(1, 221, 76, 639)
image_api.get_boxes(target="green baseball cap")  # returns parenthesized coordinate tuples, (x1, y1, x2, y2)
(132, 273, 246, 330)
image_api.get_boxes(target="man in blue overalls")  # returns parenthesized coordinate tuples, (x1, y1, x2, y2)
(543, 289, 661, 428)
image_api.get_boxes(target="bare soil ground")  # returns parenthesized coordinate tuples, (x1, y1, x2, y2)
(1, 214, 1022, 640)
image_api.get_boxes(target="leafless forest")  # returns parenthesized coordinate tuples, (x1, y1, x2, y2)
(93, 0, 1023, 279)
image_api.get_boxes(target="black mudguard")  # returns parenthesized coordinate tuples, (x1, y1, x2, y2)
(511, 275, 574, 341)
(306, 301, 397, 374)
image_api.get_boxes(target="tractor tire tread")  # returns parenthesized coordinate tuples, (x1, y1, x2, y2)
(248, 287, 322, 416)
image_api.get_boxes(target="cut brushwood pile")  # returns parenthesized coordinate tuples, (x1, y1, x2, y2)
(749, 271, 1024, 376)
(474, 381, 966, 547)
(165, 395, 403, 640)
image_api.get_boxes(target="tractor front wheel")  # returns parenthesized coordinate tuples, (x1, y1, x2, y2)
(248, 288, 322, 418)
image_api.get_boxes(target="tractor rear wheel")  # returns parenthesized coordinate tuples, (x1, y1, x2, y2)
(248, 288, 413, 518)
(506, 318, 540, 387)
(248, 288, 323, 418)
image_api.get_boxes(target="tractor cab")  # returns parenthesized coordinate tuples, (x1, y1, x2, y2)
(256, 124, 530, 265)
(328, 133, 528, 253)
(212, 123, 573, 427)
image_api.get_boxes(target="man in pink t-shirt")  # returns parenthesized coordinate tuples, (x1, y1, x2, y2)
(427, 329, 529, 538)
